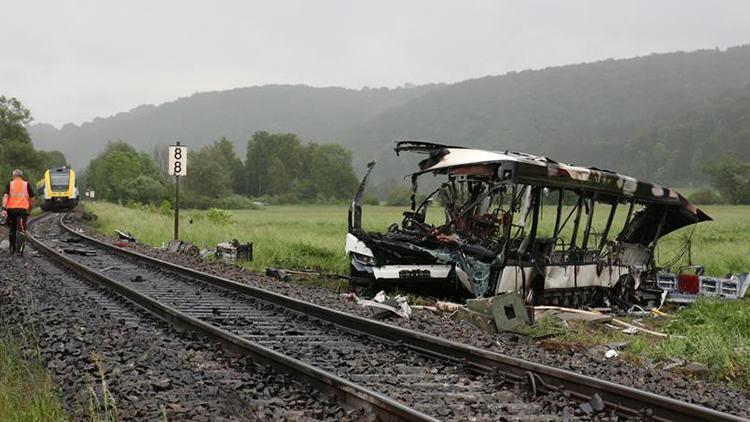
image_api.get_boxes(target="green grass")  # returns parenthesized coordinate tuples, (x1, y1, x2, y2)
(86, 202, 412, 275)
(652, 300, 750, 385)
(526, 299, 750, 388)
(658, 205, 750, 276)
(0, 339, 66, 421)
(84, 202, 750, 387)
(85, 354, 117, 422)
(84, 202, 750, 279)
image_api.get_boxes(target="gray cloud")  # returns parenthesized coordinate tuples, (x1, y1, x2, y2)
(2, 0, 749, 126)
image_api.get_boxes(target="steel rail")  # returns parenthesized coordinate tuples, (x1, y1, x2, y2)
(26, 214, 437, 422)
(49, 214, 747, 421)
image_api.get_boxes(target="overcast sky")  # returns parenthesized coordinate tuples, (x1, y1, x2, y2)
(2, 0, 749, 126)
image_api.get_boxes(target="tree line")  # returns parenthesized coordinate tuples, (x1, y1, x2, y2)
(4, 94, 750, 207)
(698, 155, 750, 205)
(83, 131, 360, 208)
(0, 96, 67, 184)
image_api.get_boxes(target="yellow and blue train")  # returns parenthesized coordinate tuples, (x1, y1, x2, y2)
(39, 167, 79, 212)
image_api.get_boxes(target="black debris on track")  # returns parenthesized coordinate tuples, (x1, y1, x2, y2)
(0, 226, 354, 421)
(67, 215, 750, 419)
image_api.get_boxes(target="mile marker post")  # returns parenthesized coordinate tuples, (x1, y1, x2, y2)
(175, 168, 180, 240)
(169, 142, 188, 240)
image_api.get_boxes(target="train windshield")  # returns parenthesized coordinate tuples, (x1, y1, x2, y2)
(50, 171, 71, 191)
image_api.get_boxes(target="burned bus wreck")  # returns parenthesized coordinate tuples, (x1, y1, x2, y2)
(347, 141, 712, 308)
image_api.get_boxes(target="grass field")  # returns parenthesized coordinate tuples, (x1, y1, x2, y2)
(85, 202, 750, 278)
(87, 203, 410, 275)
(84, 202, 750, 387)
(0, 339, 66, 421)
(528, 298, 750, 388)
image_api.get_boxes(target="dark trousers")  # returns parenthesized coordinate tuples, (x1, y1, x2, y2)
(7, 211, 28, 253)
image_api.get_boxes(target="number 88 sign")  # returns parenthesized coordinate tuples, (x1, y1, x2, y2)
(168, 145, 188, 176)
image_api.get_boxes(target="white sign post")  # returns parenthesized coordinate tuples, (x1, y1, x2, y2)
(168, 143, 187, 239)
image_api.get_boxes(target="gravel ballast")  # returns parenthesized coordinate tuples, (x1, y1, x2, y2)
(68, 215, 750, 418)
(0, 225, 354, 421)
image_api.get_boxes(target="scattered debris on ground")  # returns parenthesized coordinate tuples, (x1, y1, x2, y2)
(0, 237, 351, 420)
(63, 248, 97, 256)
(535, 306, 612, 323)
(191, 239, 254, 262)
(357, 290, 412, 319)
(435, 301, 462, 312)
(66, 217, 750, 416)
(115, 229, 136, 243)
(216, 239, 253, 262)
(450, 296, 686, 342)
(81, 211, 97, 221)
(266, 267, 293, 282)
(456, 291, 531, 334)
(265, 266, 349, 283)
(657, 266, 749, 303)
(167, 239, 200, 257)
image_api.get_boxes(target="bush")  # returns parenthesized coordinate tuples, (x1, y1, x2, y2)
(173, 192, 263, 209)
(688, 189, 724, 205)
(704, 155, 750, 204)
(275, 192, 300, 205)
(363, 195, 380, 206)
(386, 187, 413, 206)
(179, 192, 210, 209)
(159, 200, 172, 216)
(124, 199, 141, 209)
(206, 208, 233, 226)
(123, 175, 168, 205)
(386, 187, 426, 207)
(251, 195, 272, 205)
(123, 200, 175, 216)
(215, 194, 261, 210)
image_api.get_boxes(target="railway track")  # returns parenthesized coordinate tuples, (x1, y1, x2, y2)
(26, 213, 745, 421)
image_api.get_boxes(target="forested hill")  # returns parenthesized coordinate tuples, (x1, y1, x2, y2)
(29, 84, 439, 168)
(30, 45, 750, 185)
(624, 82, 750, 184)
(342, 45, 750, 185)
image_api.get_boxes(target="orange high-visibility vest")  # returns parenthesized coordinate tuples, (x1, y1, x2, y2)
(7, 179, 30, 210)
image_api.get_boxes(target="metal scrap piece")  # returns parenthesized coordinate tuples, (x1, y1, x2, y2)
(63, 248, 96, 256)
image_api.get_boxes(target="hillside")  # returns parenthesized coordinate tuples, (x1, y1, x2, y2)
(343, 45, 750, 185)
(624, 82, 750, 184)
(29, 45, 750, 187)
(29, 84, 439, 168)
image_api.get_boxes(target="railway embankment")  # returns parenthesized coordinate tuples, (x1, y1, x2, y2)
(68, 210, 750, 418)
(0, 222, 351, 421)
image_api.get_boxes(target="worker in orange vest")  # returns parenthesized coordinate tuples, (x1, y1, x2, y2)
(1, 169, 35, 255)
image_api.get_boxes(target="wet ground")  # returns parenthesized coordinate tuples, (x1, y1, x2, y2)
(0, 225, 356, 421)
(2, 214, 748, 420)
(66, 216, 750, 419)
